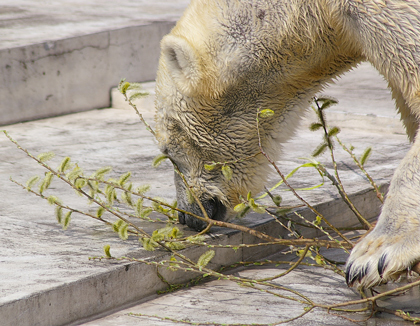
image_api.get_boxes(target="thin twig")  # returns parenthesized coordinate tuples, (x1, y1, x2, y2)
(314, 98, 371, 230)
(336, 136, 384, 203)
(255, 113, 354, 247)
(256, 245, 310, 281)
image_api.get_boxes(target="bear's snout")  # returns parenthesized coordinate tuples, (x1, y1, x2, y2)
(178, 197, 227, 231)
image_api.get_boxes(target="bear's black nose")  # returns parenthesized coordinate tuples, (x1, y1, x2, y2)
(178, 197, 226, 231)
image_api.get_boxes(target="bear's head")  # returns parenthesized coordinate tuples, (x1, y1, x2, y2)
(154, 32, 293, 231)
(153, 1, 317, 230)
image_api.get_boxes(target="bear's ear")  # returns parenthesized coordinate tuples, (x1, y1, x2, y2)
(161, 35, 202, 96)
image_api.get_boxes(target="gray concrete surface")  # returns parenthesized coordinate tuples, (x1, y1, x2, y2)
(0, 1, 190, 126)
(1, 61, 418, 326)
(79, 248, 419, 326)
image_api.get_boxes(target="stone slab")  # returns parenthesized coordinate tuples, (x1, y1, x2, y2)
(0, 22, 173, 126)
(79, 248, 420, 326)
(0, 0, 191, 126)
(0, 1, 190, 50)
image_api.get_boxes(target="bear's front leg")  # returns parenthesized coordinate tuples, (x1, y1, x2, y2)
(346, 139, 420, 289)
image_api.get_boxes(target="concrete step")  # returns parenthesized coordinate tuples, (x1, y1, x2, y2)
(0, 0, 190, 126)
(78, 245, 418, 326)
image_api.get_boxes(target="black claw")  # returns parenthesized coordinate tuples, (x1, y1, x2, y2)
(378, 253, 388, 278)
(359, 264, 369, 280)
(345, 263, 353, 285)
(346, 263, 369, 286)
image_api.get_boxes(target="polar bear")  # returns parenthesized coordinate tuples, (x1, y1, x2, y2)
(154, 0, 420, 289)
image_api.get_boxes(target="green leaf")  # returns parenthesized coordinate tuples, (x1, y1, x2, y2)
(316, 97, 338, 110)
(118, 222, 129, 240)
(129, 91, 149, 101)
(315, 254, 324, 265)
(39, 172, 54, 194)
(135, 198, 144, 217)
(106, 187, 116, 205)
(26, 176, 40, 191)
(314, 215, 322, 226)
(96, 207, 105, 218)
(141, 207, 153, 218)
(58, 157, 71, 173)
(221, 165, 233, 181)
(259, 109, 275, 118)
(47, 195, 61, 205)
(63, 211, 72, 230)
(126, 82, 145, 91)
(37, 152, 55, 162)
(204, 163, 217, 171)
(186, 189, 195, 204)
(297, 249, 312, 258)
(66, 165, 82, 182)
(152, 198, 170, 214)
(87, 180, 99, 193)
(93, 166, 112, 180)
(257, 159, 324, 199)
(119, 81, 130, 95)
(136, 184, 150, 195)
(234, 202, 248, 213)
(360, 147, 372, 166)
(104, 244, 112, 258)
(55, 206, 63, 224)
(113, 219, 124, 232)
(152, 154, 168, 168)
(121, 191, 133, 206)
(312, 143, 327, 157)
(187, 235, 205, 243)
(247, 191, 252, 201)
(140, 237, 158, 251)
(309, 122, 323, 131)
(166, 242, 186, 250)
(328, 126, 340, 137)
(151, 229, 166, 242)
(248, 198, 266, 214)
(251, 205, 266, 214)
(275, 207, 292, 216)
(272, 195, 282, 206)
(169, 256, 180, 271)
(118, 172, 131, 186)
(237, 205, 250, 218)
(74, 178, 87, 189)
(197, 250, 215, 268)
(169, 200, 178, 220)
(169, 227, 183, 239)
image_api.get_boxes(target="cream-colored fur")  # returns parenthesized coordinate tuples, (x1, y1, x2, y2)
(154, 0, 420, 289)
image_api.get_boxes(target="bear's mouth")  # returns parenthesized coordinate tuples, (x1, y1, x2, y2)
(178, 197, 227, 231)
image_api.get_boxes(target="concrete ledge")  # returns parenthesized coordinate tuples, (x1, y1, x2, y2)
(0, 22, 173, 126)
